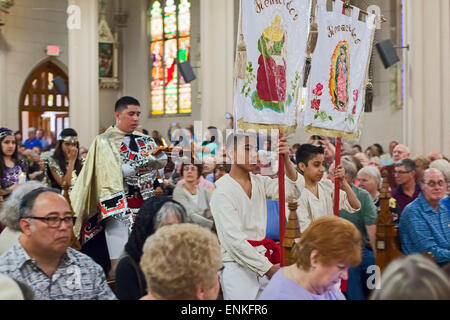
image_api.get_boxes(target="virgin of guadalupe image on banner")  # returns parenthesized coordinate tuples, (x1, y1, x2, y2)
(304, 0, 375, 139)
(234, 0, 311, 134)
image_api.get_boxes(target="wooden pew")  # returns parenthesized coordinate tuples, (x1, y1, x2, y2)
(375, 169, 405, 272)
(61, 181, 82, 251)
(282, 198, 301, 266)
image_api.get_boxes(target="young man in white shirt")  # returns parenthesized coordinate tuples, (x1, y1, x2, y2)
(210, 132, 303, 300)
(295, 144, 361, 232)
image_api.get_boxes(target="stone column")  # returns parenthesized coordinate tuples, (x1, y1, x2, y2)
(404, 0, 450, 157)
(0, 35, 6, 127)
(68, 0, 100, 148)
(200, 0, 235, 129)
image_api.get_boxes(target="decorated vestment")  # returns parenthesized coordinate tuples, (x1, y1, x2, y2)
(1, 160, 26, 190)
(70, 126, 167, 245)
(41, 151, 84, 192)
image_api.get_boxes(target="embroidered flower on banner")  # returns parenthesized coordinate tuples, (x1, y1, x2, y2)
(353, 89, 359, 102)
(311, 99, 321, 110)
(345, 89, 359, 124)
(311, 83, 332, 122)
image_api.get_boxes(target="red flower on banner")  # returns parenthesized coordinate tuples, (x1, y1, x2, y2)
(312, 89, 317, 95)
(316, 83, 323, 91)
(317, 90, 323, 97)
(352, 105, 356, 114)
(353, 89, 359, 102)
(311, 99, 321, 110)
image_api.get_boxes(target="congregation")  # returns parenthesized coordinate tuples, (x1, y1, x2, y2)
(0, 96, 449, 300)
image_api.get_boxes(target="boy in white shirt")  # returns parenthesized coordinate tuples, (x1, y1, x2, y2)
(210, 132, 303, 300)
(295, 144, 361, 232)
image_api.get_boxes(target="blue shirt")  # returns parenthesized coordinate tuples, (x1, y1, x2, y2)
(442, 197, 450, 213)
(399, 193, 450, 264)
(24, 137, 42, 149)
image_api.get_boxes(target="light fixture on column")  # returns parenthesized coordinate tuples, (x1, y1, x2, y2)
(376, 39, 410, 69)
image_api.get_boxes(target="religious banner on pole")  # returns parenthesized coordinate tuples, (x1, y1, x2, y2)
(304, 0, 376, 139)
(233, 0, 311, 134)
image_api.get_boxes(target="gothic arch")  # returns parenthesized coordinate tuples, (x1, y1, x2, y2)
(19, 59, 69, 113)
(19, 58, 70, 141)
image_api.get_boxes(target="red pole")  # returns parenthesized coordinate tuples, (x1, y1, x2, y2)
(333, 137, 342, 216)
(278, 133, 286, 267)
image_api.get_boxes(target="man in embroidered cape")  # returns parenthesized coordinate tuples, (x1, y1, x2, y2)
(70, 96, 167, 275)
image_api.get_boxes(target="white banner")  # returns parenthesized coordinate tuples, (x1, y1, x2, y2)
(234, 0, 311, 134)
(304, 0, 375, 139)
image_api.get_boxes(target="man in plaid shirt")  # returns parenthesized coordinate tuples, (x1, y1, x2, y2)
(399, 168, 450, 266)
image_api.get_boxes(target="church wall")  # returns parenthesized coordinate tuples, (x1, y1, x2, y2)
(0, 0, 68, 132)
(117, 0, 202, 141)
(98, 0, 123, 133)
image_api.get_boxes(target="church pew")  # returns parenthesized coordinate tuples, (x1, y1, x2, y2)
(375, 168, 405, 272)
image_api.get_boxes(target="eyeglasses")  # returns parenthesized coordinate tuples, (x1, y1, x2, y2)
(27, 216, 76, 228)
(422, 180, 446, 188)
(393, 170, 411, 175)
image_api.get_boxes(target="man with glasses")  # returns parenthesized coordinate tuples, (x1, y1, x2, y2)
(399, 168, 450, 265)
(382, 143, 410, 190)
(391, 158, 421, 215)
(0, 188, 116, 299)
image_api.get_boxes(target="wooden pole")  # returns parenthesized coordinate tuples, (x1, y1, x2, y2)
(278, 133, 286, 267)
(333, 137, 342, 216)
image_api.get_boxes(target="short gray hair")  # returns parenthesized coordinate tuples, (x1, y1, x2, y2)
(357, 166, 381, 184)
(154, 201, 187, 229)
(370, 254, 450, 300)
(18, 187, 61, 221)
(395, 158, 416, 172)
(0, 181, 46, 231)
(342, 158, 357, 180)
(429, 159, 450, 181)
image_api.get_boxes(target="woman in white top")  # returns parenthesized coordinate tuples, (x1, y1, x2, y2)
(173, 162, 213, 230)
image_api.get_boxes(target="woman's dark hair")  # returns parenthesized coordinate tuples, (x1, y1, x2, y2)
(51, 128, 82, 176)
(124, 196, 186, 264)
(372, 143, 384, 157)
(0, 127, 23, 189)
(180, 162, 203, 179)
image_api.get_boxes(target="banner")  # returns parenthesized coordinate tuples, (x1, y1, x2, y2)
(234, 0, 311, 134)
(304, 0, 375, 139)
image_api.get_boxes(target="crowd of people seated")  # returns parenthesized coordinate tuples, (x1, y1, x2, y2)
(0, 116, 449, 301)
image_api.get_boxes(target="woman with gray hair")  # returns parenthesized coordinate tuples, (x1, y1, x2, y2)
(357, 166, 400, 223)
(115, 195, 187, 300)
(370, 254, 450, 300)
(0, 181, 46, 255)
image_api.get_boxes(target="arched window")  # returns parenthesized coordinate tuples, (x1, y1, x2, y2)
(149, 0, 191, 116)
(19, 60, 69, 112)
(19, 60, 69, 142)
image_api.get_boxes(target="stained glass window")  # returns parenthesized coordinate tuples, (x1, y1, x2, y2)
(150, 0, 191, 116)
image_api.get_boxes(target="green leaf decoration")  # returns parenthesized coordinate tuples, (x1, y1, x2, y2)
(314, 114, 319, 120)
(328, 116, 333, 121)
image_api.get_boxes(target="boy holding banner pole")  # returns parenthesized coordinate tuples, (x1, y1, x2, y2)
(210, 132, 303, 300)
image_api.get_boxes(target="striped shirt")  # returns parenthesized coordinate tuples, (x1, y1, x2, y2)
(399, 193, 450, 264)
(0, 242, 117, 300)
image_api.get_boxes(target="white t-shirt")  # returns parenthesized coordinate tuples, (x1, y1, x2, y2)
(211, 173, 304, 277)
(295, 178, 357, 232)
